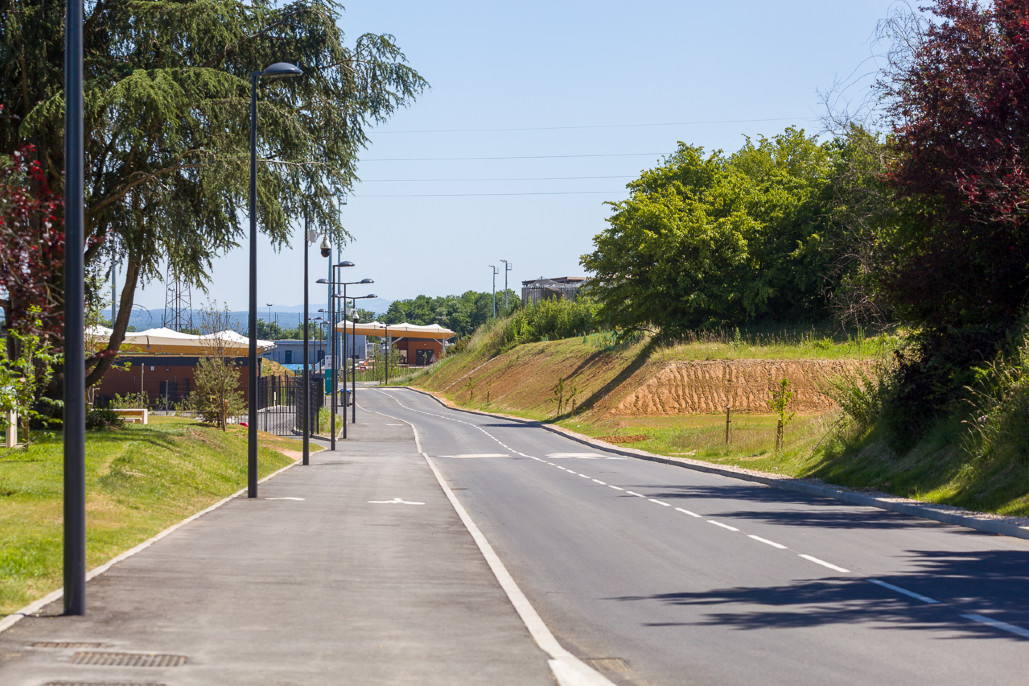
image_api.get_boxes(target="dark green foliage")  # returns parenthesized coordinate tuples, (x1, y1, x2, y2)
(0, 0, 426, 386)
(85, 408, 124, 431)
(505, 297, 602, 345)
(472, 298, 604, 358)
(381, 291, 515, 337)
(581, 128, 842, 335)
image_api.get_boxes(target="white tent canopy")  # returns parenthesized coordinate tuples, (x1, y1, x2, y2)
(334, 321, 455, 340)
(86, 326, 274, 355)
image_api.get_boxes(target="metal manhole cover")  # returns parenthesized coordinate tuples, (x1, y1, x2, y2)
(33, 642, 108, 649)
(585, 657, 631, 673)
(71, 651, 187, 668)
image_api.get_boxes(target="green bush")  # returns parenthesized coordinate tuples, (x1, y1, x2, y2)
(86, 408, 124, 430)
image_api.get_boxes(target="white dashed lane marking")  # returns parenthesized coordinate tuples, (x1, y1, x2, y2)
(446, 453, 510, 458)
(960, 614, 1029, 639)
(799, 554, 850, 574)
(868, 578, 938, 604)
(708, 520, 740, 532)
(748, 534, 788, 550)
(374, 389, 1029, 642)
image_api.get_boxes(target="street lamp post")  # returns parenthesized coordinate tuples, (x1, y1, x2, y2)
(500, 259, 512, 313)
(328, 277, 372, 439)
(345, 293, 376, 421)
(316, 263, 353, 448)
(301, 235, 330, 464)
(489, 264, 498, 317)
(383, 323, 391, 386)
(248, 61, 302, 499)
(63, 0, 86, 615)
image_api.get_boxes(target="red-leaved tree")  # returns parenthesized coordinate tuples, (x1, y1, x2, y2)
(881, 0, 1029, 335)
(0, 142, 63, 344)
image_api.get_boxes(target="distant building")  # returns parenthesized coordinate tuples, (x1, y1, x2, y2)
(263, 336, 367, 367)
(521, 276, 589, 306)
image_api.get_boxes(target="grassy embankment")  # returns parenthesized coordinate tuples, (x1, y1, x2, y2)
(0, 416, 302, 616)
(406, 322, 1029, 518)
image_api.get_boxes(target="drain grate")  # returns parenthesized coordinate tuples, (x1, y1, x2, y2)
(71, 651, 187, 668)
(585, 657, 631, 673)
(33, 642, 107, 649)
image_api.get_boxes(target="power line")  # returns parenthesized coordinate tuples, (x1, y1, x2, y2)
(359, 175, 634, 182)
(374, 116, 821, 134)
(364, 152, 665, 162)
(355, 190, 625, 198)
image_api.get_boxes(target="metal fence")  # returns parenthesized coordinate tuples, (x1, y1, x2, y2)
(256, 374, 324, 436)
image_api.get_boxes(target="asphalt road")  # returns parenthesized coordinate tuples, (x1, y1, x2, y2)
(364, 387, 1029, 686)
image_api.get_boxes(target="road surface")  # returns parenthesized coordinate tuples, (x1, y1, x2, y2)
(364, 387, 1029, 686)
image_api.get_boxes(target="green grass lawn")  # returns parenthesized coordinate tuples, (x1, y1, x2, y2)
(0, 416, 296, 616)
(558, 412, 833, 475)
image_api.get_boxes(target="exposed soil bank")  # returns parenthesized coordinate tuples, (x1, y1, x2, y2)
(420, 338, 875, 419)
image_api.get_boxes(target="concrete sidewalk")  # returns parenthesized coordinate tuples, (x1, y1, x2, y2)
(0, 410, 557, 685)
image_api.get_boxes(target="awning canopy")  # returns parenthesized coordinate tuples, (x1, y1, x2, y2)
(86, 326, 274, 355)
(333, 321, 455, 340)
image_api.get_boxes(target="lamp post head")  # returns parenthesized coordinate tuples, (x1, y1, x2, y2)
(360, 278, 374, 284)
(336, 261, 355, 269)
(316, 278, 329, 285)
(261, 62, 303, 78)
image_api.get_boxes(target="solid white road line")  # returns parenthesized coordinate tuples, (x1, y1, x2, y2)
(375, 399, 616, 686)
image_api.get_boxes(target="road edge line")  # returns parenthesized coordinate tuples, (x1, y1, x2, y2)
(372, 398, 616, 686)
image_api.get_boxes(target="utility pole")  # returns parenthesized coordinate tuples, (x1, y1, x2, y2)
(489, 264, 498, 317)
(500, 259, 512, 313)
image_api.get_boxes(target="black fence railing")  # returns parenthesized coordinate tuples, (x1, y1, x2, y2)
(256, 373, 324, 436)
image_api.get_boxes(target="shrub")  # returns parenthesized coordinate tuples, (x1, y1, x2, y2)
(86, 408, 124, 430)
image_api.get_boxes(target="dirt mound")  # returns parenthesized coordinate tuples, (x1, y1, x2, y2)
(423, 338, 877, 419)
(600, 359, 875, 416)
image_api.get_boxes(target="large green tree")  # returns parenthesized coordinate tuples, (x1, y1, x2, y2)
(581, 128, 839, 336)
(0, 0, 426, 385)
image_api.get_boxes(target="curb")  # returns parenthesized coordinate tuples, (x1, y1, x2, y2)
(403, 387, 1029, 542)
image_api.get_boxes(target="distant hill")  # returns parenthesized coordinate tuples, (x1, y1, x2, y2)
(106, 297, 393, 333)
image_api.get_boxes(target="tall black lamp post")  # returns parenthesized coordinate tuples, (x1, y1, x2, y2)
(330, 278, 373, 438)
(316, 262, 353, 448)
(346, 293, 376, 421)
(301, 229, 331, 466)
(248, 61, 302, 498)
(63, 0, 86, 615)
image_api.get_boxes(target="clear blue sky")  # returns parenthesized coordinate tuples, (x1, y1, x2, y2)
(135, 0, 908, 314)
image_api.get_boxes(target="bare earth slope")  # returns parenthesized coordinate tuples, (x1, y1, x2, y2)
(420, 338, 874, 419)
